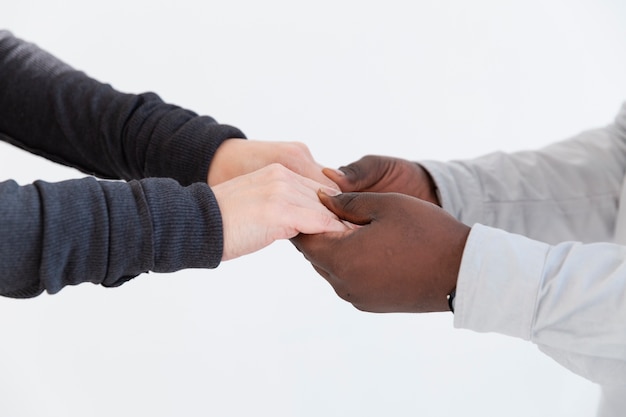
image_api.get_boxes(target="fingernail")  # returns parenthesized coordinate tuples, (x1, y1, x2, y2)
(327, 168, 345, 177)
(319, 186, 342, 197)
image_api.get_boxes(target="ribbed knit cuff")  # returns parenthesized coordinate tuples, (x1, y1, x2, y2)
(143, 111, 245, 186)
(133, 179, 224, 273)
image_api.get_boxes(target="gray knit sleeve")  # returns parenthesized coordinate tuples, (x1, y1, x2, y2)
(0, 30, 242, 297)
(0, 29, 245, 185)
(0, 177, 223, 297)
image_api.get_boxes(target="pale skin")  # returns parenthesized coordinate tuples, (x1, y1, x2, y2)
(207, 139, 339, 190)
(213, 163, 346, 261)
(206, 139, 348, 261)
(207, 143, 467, 309)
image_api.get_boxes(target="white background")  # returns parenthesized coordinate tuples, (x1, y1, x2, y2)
(2, 1, 626, 416)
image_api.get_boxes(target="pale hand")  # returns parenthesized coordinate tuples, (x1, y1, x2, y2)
(212, 164, 349, 261)
(208, 139, 339, 191)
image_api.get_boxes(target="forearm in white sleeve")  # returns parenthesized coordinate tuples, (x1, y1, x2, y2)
(456, 224, 626, 386)
(420, 103, 626, 244)
(424, 105, 626, 409)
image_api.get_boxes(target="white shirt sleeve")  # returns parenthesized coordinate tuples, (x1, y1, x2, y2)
(420, 103, 626, 244)
(456, 224, 626, 385)
(419, 103, 626, 388)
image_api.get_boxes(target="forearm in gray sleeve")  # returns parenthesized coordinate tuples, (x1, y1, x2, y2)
(0, 177, 223, 298)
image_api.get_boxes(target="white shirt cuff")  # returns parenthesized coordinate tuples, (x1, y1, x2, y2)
(453, 223, 551, 340)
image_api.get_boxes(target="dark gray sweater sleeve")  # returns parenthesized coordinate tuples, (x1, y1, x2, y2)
(0, 29, 245, 185)
(0, 31, 242, 297)
(0, 178, 224, 298)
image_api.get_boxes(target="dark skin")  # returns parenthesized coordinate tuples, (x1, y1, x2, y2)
(323, 155, 440, 205)
(291, 155, 470, 313)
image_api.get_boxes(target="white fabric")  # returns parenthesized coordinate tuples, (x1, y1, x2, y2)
(420, 103, 626, 414)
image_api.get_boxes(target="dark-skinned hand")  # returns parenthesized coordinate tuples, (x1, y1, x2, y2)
(291, 191, 470, 313)
(323, 155, 440, 206)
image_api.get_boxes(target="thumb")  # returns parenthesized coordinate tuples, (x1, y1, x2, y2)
(322, 155, 386, 192)
(317, 190, 379, 225)
(322, 167, 357, 192)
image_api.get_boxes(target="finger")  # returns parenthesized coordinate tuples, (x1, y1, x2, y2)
(291, 233, 335, 268)
(277, 164, 341, 197)
(322, 167, 354, 192)
(316, 190, 381, 225)
(271, 142, 340, 191)
(277, 170, 347, 225)
(238, 165, 353, 240)
(291, 206, 351, 235)
(323, 156, 385, 192)
(257, 165, 340, 218)
(274, 174, 343, 222)
(301, 164, 341, 191)
(273, 197, 350, 241)
(285, 157, 339, 190)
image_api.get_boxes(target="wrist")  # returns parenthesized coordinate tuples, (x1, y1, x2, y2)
(442, 222, 469, 312)
(207, 138, 247, 186)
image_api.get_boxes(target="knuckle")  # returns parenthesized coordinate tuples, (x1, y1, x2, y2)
(335, 287, 353, 303)
(285, 141, 311, 157)
(273, 179, 294, 196)
(267, 162, 286, 172)
(341, 192, 368, 214)
(360, 154, 382, 168)
(352, 303, 370, 312)
(341, 155, 382, 187)
(266, 163, 291, 180)
(278, 141, 312, 165)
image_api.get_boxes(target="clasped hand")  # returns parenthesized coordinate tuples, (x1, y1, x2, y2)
(209, 143, 470, 314)
(208, 139, 348, 260)
(292, 155, 471, 313)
